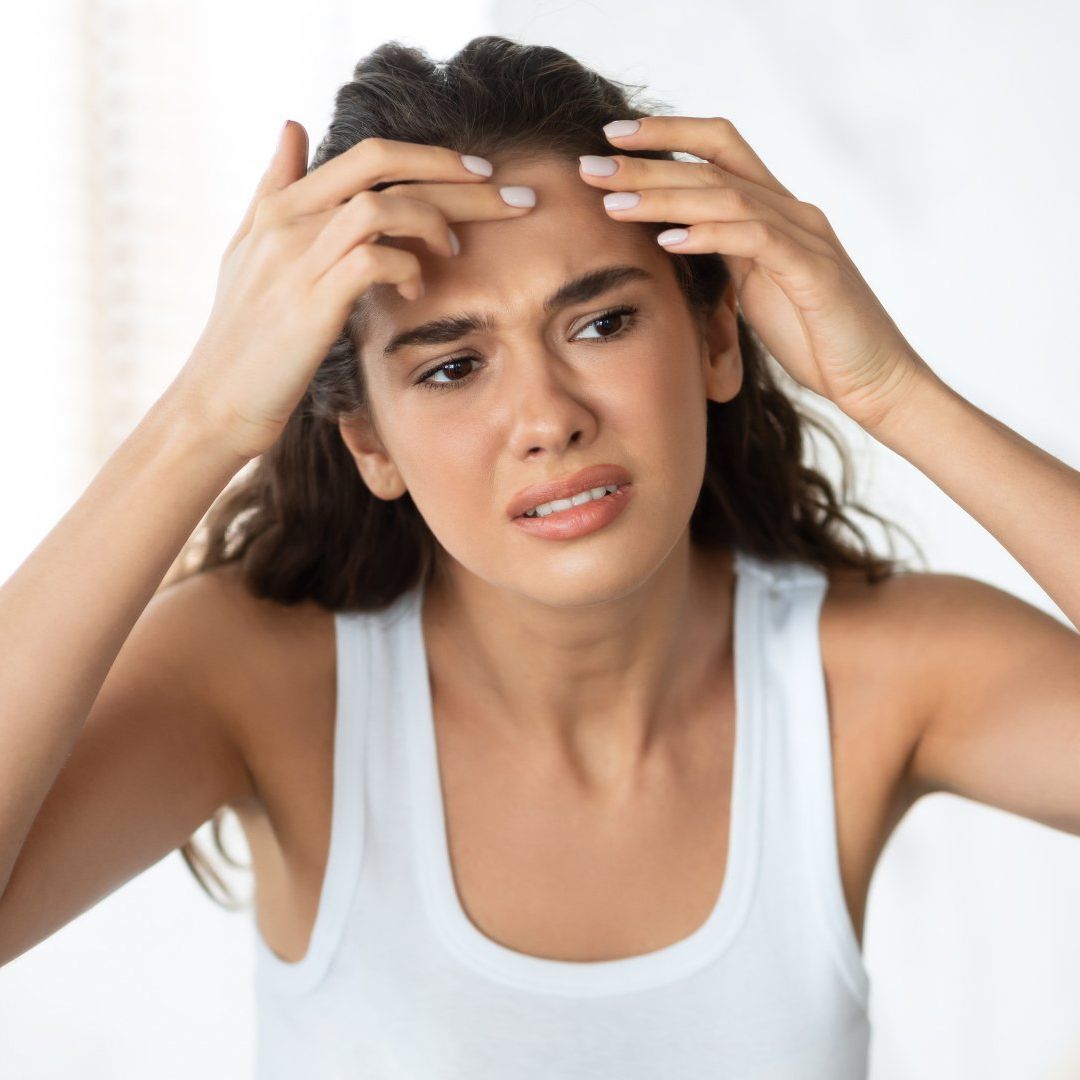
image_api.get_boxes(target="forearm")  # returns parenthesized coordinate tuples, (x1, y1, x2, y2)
(864, 364, 1080, 630)
(0, 387, 246, 893)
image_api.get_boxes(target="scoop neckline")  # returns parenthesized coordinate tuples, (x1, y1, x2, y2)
(401, 551, 764, 996)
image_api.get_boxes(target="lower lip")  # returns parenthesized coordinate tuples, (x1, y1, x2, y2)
(510, 484, 633, 540)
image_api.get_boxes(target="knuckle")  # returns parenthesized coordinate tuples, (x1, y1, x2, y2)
(349, 244, 379, 277)
(696, 161, 725, 187)
(722, 187, 755, 214)
(421, 200, 448, 231)
(803, 203, 833, 237)
(254, 221, 294, 261)
(252, 190, 287, 228)
(347, 189, 381, 220)
(799, 201, 831, 231)
(710, 116, 737, 136)
(749, 220, 774, 246)
(359, 136, 391, 165)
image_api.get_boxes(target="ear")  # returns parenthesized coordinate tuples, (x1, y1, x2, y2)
(700, 278, 743, 405)
(337, 408, 409, 501)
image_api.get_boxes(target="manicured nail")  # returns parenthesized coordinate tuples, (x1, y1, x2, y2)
(448, 228, 461, 255)
(603, 119, 640, 138)
(461, 154, 493, 176)
(603, 191, 641, 211)
(657, 228, 690, 246)
(500, 185, 536, 207)
(579, 155, 618, 176)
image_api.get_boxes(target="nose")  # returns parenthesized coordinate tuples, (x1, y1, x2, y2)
(503, 345, 597, 458)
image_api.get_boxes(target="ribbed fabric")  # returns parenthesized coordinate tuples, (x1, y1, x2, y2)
(252, 548, 871, 1078)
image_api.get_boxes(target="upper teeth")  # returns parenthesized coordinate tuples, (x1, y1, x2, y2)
(523, 485, 620, 518)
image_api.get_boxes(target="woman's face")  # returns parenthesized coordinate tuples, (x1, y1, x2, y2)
(343, 155, 741, 608)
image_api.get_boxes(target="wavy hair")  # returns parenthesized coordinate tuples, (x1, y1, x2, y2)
(162, 35, 925, 908)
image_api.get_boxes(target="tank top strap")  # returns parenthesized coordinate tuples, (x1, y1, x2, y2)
(252, 606, 374, 995)
(733, 548, 869, 1008)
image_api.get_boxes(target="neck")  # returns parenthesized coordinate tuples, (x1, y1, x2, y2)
(420, 538, 735, 785)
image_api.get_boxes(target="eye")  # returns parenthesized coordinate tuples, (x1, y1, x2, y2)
(574, 305, 638, 342)
(415, 304, 640, 392)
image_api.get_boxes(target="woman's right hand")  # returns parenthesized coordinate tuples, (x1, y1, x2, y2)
(169, 121, 533, 463)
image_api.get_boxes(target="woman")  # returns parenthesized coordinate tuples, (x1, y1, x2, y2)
(1, 34, 1077, 1079)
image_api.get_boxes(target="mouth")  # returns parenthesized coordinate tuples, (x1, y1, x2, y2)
(516, 482, 629, 519)
(510, 481, 634, 539)
(506, 463, 633, 520)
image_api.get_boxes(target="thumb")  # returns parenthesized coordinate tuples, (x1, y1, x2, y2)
(263, 119, 309, 192)
(225, 120, 309, 254)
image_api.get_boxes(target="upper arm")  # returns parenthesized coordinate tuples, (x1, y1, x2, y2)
(905, 572, 1080, 836)
(0, 566, 257, 967)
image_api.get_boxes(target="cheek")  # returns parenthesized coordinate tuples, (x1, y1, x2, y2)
(614, 341, 704, 429)
(397, 420, 494, 522)
(617, 346, 709, 484)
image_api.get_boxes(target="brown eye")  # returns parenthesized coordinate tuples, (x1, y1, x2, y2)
(417, 356, 477, 391)
(592, 313, 624, 337)
(575, 304, 639, 342)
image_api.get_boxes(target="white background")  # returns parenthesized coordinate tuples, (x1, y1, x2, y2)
(1, 0, 1079, 1076)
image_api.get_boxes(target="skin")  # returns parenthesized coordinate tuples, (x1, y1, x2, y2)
(337, 154, 743, 786)
(4, 117, 1079, 979)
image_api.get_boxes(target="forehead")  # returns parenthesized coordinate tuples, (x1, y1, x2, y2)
(354, 156, 675, 355)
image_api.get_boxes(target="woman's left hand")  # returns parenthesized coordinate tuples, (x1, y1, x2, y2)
(578, 114, 934, 431)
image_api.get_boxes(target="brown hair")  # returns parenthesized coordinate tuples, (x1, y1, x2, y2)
(163, 35, 925, 908)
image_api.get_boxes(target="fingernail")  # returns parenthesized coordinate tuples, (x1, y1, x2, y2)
(448, 228, 461, 255)
(603, 120, 640, 138)
(579, 155, 618, 176)
(500, 185, 536, 208)
(461, 154, 493, 176)
(657, 228, 690, 246)
(603, 191, 641, 211)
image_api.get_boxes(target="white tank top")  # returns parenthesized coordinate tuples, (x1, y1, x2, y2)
(251, 548, 872, 1078)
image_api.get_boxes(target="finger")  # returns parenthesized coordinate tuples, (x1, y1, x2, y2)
(655, 218, 838, 301)
(279, 137, 495, 217)
(375, 179, 539, 224)
(224, 119, 310, 258)
(312, 241, 424, 306)
(601, 186, 834, 255)
(578, 150, 800, 220)
(292, 180, 537, 270)
(601, 115, 795, 199)
(299, 191, 459, 281)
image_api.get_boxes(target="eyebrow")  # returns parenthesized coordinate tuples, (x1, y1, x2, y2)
(381, 263, 655, 359)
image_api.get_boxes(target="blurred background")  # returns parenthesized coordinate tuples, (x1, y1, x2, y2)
(2, 0, 1079, 1076)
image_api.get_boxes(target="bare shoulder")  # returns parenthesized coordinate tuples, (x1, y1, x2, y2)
(821, 560, 1072, 688)
(169, 559, 334, 655)
(819, 562, 990, 709)
(818, 561, 1076, 792)
(159, 563, 336, 805)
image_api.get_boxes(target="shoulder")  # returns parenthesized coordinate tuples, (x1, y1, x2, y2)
(818, 562, 1002, 681)
(820, 561, 1065, 658)
(155, 564, 336, 782)
(818, 562, 1074, 758)
(155, 561, 333, 672)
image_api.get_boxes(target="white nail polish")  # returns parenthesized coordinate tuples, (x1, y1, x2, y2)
(657, 228, 689, 246)
(460, 154, 493, 176)
(500, 186, 536, 208)
(604, 191, 641, 211)
(579, 155, 618, 176)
